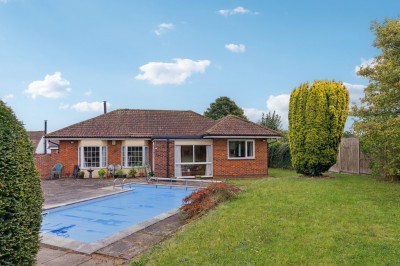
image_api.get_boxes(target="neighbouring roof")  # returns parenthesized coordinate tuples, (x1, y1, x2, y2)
(27, 131, 44, 150)
(46, 109, 280, 139)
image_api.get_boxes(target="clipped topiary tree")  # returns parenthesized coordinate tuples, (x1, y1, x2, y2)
(0, 101, 43, 265)
(288, 80, 349, 176)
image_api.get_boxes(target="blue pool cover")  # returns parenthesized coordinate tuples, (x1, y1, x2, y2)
(41, 184, 194, 242)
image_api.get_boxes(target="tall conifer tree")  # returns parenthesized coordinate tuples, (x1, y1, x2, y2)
(288, 80, 349, 176)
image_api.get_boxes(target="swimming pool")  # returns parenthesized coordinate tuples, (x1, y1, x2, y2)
(41, 184, 195, 253)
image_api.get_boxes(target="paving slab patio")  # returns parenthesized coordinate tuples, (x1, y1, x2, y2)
(37, 177, 187, 266)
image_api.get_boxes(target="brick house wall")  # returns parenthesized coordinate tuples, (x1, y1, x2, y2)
(107, 140, 122, 165)
(213, 138, 268, 178)
(58, 140, 79, 176)
(153, 140, 175, 177)
(36, 138, 269, 179)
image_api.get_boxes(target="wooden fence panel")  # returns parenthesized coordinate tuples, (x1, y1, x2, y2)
(329, 138, 371, 174)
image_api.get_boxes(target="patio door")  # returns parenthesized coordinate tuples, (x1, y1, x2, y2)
(175, 144, 212, 178)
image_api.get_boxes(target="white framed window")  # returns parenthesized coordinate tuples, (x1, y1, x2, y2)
(228, 140, 255, 159)
(175, 145, 213, 177)
(78, 146, 107, 168)
(122, 146, 149, 167)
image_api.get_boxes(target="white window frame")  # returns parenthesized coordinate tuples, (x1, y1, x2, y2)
(227, 139, 255, 159)
(78, 146, 107, 168)
(122, 146, 149, 168)
(175, 144, 213, 178)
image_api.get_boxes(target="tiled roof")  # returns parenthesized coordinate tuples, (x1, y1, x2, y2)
(27, 131, 44, 150)
(205, 115, 280, 137)
(46, 109, 216, 138)
(46, 109, 280, 139)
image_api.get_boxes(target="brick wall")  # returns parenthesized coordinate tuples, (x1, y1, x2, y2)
(153, 140, 175, 177)
(213, 139, 268, 178)
(107, 140, 122, 165)
(34, 140, 78, 178)
(34, 150, 60, 178)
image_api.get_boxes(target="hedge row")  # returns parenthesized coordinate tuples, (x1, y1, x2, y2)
(268, 142, 292, 169)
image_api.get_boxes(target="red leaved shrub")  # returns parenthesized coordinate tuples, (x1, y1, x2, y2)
(181, 182, 241, 220)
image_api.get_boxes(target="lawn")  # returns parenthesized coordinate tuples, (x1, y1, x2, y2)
(132, 169, 400, 265)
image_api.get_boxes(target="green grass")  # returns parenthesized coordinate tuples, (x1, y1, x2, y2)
(132, 169, 400, 265)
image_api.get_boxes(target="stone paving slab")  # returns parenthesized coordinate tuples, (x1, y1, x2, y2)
(38, 250, 91, 266)
(36, 247, 67, 264)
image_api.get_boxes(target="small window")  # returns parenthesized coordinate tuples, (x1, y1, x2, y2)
(228, 140, 255, 159)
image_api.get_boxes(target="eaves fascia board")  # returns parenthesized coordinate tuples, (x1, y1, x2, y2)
(202, 135, 281, 139)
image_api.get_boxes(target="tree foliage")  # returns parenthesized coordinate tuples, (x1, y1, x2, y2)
(352, 18, 400, 180)
(204, 96, 247, 120)
(259, 111, 282, 131)
(268, 141, 292, 169)
(0, 101, 43, 265)
(288, 80, 349, 176)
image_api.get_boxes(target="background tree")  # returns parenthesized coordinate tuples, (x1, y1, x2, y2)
(288, 80, 349, 176)
(258, 111, 282, 131)
(204, 96, 247, 120)
(0, 101, 43, 264)
(352, 18, 400, 180)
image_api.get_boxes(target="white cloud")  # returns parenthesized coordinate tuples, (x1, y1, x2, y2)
(343, 82, 366, 105)
(0, 0, 8, 4)
(70, 101, 111, 112)
(243, 94, 290, 128)
(266, 94, 290, 126)
(242, 107, 264, 122)
(343, 82, 366, 91)
(218, 6, 255, 16)
(225, 43, 246, 53)
(135, 58, 211, 85)
(1, 94, 14, 102)
(84, 90, 92, 96)
(155, 23, 174, 36)
(355, 57, 376, 74)
(25, 72, 71, 99)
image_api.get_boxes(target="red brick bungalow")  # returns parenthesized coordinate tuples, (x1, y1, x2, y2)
(44, 109, 280, 178)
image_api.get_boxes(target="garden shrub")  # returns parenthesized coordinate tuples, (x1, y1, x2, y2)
(268, 142, 292, 169)
(0, 101, 44, 265)
(181, 183, 240, 220)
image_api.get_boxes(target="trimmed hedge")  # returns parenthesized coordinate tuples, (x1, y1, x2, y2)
(0, 101, 44, 265)
(268, 142, 292, 169)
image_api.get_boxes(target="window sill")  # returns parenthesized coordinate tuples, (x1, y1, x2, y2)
(227, 157, 255, 160)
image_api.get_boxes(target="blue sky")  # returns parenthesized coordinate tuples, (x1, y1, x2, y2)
(1, 0, 399, 132)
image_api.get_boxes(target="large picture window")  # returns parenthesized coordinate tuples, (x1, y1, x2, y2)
(175, 145, 212, 177)
(228, 140, 255, 159)
(78, 146, 107, 168)
(122, 146, 149, 167)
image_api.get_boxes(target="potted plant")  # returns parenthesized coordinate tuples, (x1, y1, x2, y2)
(116, 169, 125, 178)
(78, 171, 85, 179)
(98, 169, 106, 179)
(128, 168, 137, 178)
